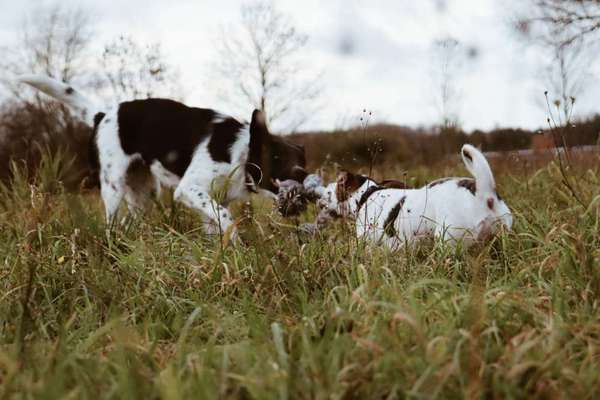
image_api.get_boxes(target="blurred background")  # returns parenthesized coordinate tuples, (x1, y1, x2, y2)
(0, 0, 598, 186)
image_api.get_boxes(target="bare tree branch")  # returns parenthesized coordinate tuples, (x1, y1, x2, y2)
(98, 35, 182, 102)
(430, 36, 464, 132)
(0, 5, 96, 186)
(214, 1, 322, 132)
(543, 41, 589, 121)
(515, 1, 597, 122)
(0, 4, 93, 100)
(517, 0, 600, 47)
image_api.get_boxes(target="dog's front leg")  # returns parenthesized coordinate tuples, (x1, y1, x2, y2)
(173, 182, 236, 237)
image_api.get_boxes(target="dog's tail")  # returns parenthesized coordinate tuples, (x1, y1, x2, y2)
(461, 144, 495, 199)
(17, 75, 102, 126)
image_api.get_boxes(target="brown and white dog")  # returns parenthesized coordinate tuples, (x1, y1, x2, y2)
(313, 145, 512, 248)
(17, 75, 307, 234)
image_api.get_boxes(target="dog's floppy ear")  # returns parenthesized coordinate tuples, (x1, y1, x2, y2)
(336, 171, 347, 201)
(249, 109, 269, 151)
(336, 170, 352, 184)
(336, 170, 368, 202)
(248, 109, 271, 187)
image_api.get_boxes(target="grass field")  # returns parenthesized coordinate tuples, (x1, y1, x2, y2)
(1, 150, 599, 399)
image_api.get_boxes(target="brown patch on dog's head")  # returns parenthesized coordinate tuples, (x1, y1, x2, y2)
(336, 170, 368, 202)
(247, 109, 307, 193)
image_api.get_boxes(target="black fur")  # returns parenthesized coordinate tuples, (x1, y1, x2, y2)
(384, 196, 406, 237)
(117, 99, 220, 177)
(246, 109, 267, 186)
(428, 178, 452, 188)
(462, 148, 473, 162)
(208, 118, 244, 163)
(93, 112, 106, 126)
(456, 178, 476, 196)
(380, 179, 409, 189)
(246, 110, 306, 193)
(109, 101, 305, 193)
(356, 184, 385, 211)
(356, 179, 410, 211)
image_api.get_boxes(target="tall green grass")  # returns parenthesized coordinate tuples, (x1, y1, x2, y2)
(0, 150, 599, 399)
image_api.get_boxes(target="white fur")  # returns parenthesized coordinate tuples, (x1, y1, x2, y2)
(316, 145, 513, 249)
(150, 160, 180, 190)
(172, 128, 251, 233)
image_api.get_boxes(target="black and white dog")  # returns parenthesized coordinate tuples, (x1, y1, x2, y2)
(18, 75, 307, 234)
(313, 145, 512, 248)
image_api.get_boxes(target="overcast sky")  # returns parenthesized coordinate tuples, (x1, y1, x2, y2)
(1, 0, 599, 132)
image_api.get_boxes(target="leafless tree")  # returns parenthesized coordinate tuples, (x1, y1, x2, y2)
(214, 1, 322, 132)
(0, 4, 93, 98)
(544, 42, 589, 121)
(430, 37, 463, 132)
(0, 4, 94, 133)
(98, 35, 182, 102)
(0, 4, 95, 185)
(516, 1, 597, 123)
(517, 0, 600, 48)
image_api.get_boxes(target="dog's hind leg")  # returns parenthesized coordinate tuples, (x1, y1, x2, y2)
(123, 185, 151, 217)
(95, 110, 132, 224)
(173, 180, 235, 235)
(150, 160, 180, 193)
(123, 159, 154, 216)
(98, 152, 132, 223)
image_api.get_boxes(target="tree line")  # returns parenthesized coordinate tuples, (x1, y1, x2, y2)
(292, 115, 600, 170)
